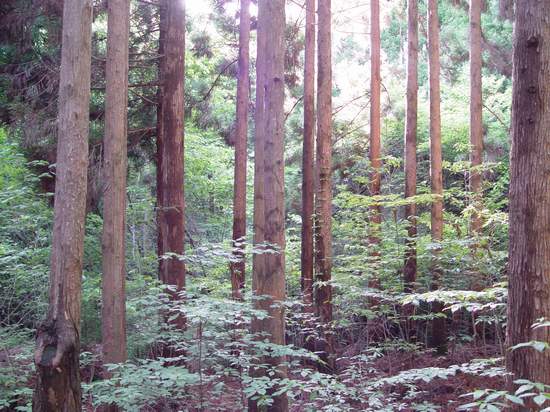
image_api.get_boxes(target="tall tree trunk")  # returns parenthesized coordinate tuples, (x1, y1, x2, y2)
(369, 0, 382, 249)
(230, 0, 250, 300)
(469, 0, 483, 236)
(427, 0, 446, 354)
(250, 0, 288, 410)
(101, 0, 130, 384)
(301, 0, 315, 311)
(32, 0, 93, 410)
(315, 0, 333, 340)
(403, 0, 418, 293)
(506, 0, 550, 402)
(157, 0, 185, 328)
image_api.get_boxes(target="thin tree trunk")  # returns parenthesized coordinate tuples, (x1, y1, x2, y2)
(230, 0, 250, 300)
(427, 0, 446, 354)
(469, 0, 483, 235)
(250, 0, 288, 410)
(506, 0, 550, 404)
(403, 0, 418, 293)
(32, 0, 93, 410)
(301, 0, 315, 311)
(157, 0, 185, 328)
(101, 0, 130, 386)
(369, 0, 382, 248)
(315, 0, 333, 337)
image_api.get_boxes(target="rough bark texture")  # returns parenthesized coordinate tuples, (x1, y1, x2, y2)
(315, 0, 333, 327)
(427, 0, 446, 354)
(301, 0, 315, 310)
(101, 0, 129, 381)
(230, 0, 250, 300)
(469, 0, 483, 235)
(157, 0, 185, 327)
(250, 0, 288, 410)
(403, 0, 418, 293)
(32, 0, 93, 410)
(506, 0, 550, 402)
(369, 0, 382, 248)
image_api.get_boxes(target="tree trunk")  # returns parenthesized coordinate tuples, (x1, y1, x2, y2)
(230, 0, 250, 300)
(506, 0, 550, 403)
(301, 0, 315, 311)
(101, 0, 129, 385)
(32, 0, 93, 410)
(369, 0, 382, 248)
(469, 0, 483, 235)
(315, 0, 333, 353)
(427, 0, 446, 354)
(157, 0, 185, 328)
(403, 0, 418, 293)
(250, 0, 288, 410)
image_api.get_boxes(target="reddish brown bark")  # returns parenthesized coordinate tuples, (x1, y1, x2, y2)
(315, 0, 333, 327)
(32, 0, 93, 409)
(250, 0, 288, 410)
(506, 0, 550, 403)
(469, 0, 483, 235)
(403, 0, 418, 293)
(101, 0, 129, 379)
(301, 0, 315, 310)
(369, 0, 382, 248)
(157, 0, 185, 328)
(427, 0, 446, 354)
(230, 0, 251, 300)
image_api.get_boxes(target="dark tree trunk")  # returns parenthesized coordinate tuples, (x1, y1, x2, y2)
(506, 0, 550, 405)
(427, 0, 447, 354)
(230, 0, 251, 300)
(301, 0, 315, 311)
(101, 0, 130, 385)
(249, 0, 288, 410)
(369, 0, 382, 249)
(403, 0, 418, 293)
(315, 0, 334, 363)
(469, 0, 483, 235)
(157, 0, 185, 328)
(32, 0, 93, 410)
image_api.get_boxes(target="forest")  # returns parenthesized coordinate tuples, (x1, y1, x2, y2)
(0, 0, 549, 410)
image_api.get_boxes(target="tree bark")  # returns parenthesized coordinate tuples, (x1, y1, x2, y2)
(230, 0, 250, 300)
(157, 0, 185, 328)
(506, 0, 550, 403)
(32, 0, 93, 410)
(250, 0, 288, 410)
(469, 0, 483, 235)
(315, 0, 333, 328)
(403, 0, 418, 293)
(301, 0, 315, 311)
(369, 0, 382, 248)
(427, 0, 446, 354)
(101, 0, 129, 382)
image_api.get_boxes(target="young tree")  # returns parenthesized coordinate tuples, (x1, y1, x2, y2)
(506, 0, 550, 398)
(250, 0, 288, 410)
(157, 0, 185, 327)
(32, 0, 93, 409)
(427, 0, 446, 353)
(315, 0, 333, 330)
(101, 0, 130, 382)
(230, 0, 251, 300)
(469, 0, 483, 235)
(369, 0, 382, 248)
(403, 0, 418, 293)
(301, 0, 315, 310)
